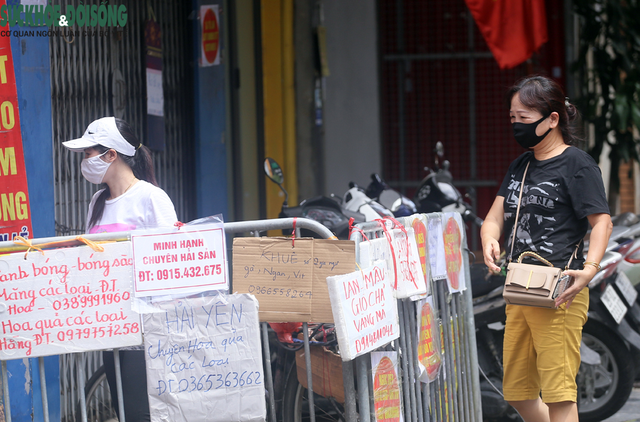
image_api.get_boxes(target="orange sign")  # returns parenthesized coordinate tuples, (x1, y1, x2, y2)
(201, 6, 220, 66)
(418, 301, 441, 381)
(373, 356, 401, 422)
(443, 217, 462, 290)
(0, 6, 33, 241)
(412, 218, 428, 281)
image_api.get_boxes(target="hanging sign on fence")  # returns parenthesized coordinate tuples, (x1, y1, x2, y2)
(391, 227, 427, 299)
(144, 294, 265, 422)
(427, 214, 447, 280)
(327, 261, 399, 361)
(416, 295, 442, 383)
(411, 215, 430, 286)
(371, 351, 404, 422)
(0, 242, 141, 359)
(233, 237, 354, 322)
(131, 222, 228, 297)
(443, 212, 467, 293)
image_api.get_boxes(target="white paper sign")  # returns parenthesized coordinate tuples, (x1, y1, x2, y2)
(0, 242, 141, 359)
(144, 294, 265, 422)
(371, 351, 404, 422)
(358, 237, 392, 269)
(132, 223, 228, 297)
(391, 228, 427, 299)
(427, 215, 447, 280)
(442, 212, 467, 293)
(147, 68, 164, 117)
(327, 261, 399, 361)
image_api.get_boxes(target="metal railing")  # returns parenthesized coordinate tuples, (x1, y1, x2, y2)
(0, 216, 481, 422)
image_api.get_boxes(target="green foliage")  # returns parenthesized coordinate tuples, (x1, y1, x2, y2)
(573, 0, 640, 194)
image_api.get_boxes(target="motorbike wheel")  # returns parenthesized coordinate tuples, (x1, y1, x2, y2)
(577, 320, 635, 422)
(281, 363, 348, 422)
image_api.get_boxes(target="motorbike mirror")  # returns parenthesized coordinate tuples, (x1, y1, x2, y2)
(435, 141, 444, 157)
(264, 157, 284, 185)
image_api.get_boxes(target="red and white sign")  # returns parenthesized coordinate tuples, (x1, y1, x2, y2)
(327, 261, 399, 361)
(131, 223, 228, 297)
(200, 5, 220, 67)
(0, 1, 33, 242)
(0, 242, 141, 359)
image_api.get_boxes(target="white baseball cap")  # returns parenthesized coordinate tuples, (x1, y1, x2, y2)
(63, 117, 137, 157)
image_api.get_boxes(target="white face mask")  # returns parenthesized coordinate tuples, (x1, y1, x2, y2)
(81, 151, 111, 184)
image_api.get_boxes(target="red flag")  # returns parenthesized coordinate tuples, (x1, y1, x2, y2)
(465, 0, 548, 69)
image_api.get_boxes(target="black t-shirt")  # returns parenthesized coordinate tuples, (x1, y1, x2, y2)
(497, 147, 610, 269)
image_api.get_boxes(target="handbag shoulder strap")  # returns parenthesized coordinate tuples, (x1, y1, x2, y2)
(508, 161, 530, 263)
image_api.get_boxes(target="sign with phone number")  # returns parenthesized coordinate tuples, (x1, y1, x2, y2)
(132, 223, 228, 297)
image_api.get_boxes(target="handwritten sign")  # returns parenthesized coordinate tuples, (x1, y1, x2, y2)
(233, 237, 355, 322)
(443, 212, 467, 293)
(427, 215, 447, 280)
(0, 242, 141, 359)
(391, 228, 426, 299)
(371, 351, 404, 422)
(144, 294, 265, 422)
(327, 261, 399, 361)
(416, 296, 441, 383)
(132, 223, 228, 297)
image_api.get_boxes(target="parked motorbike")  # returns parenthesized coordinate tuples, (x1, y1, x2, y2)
(264, 157, 365, 239)
(413, 142, 484, 227)
(363, 173, 417, 217)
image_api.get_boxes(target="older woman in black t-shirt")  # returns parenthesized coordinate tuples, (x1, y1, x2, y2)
(480, 76, 612, 422)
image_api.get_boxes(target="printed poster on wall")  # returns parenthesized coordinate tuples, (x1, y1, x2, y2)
(371, 351, 404, 422)
(144, 294, 265, 422)
(0, 242, 141, 359)
(426, 214, 447, 280)
(442, 212, 467, 293)
(0, 11, 33, 241)
(200, 5, 221, 66)
(416, 296, 442, 383)
(327, 261, 399, 361)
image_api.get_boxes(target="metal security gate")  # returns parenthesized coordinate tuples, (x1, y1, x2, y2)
(48, 2, 194, 420)
(50, 0, 194, 236)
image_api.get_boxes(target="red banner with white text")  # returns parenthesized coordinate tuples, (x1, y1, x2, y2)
(0, 0, 33, 241)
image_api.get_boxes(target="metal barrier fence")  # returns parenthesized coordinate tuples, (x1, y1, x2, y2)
(0, 215, 481, 422)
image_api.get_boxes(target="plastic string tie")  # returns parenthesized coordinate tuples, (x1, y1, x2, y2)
(75, 236, 105, 252)
(348, 217, 370, 243)
(13, 236, 45, 259)
(292, 217, 297, 247)
(174, 221, 186, 230)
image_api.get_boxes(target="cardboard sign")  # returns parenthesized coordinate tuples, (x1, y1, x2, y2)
(232, 237, 354, 322)
(131, 223, 228, 297)
(443, 212, 467, 293)
(426, 215, 447, 280)
(327, 261, 399, 361)
(0, 242, 141, 359)
(144, 294, 265, 422)
(371, 351, 404, 422)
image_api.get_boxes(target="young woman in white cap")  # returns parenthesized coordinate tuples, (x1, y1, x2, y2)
(64, 116, 177, 422)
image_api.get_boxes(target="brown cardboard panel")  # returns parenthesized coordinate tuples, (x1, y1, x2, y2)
(232, 237, 354, 322)
(311, 240, 355, 322)
(295, 346, 345, 403)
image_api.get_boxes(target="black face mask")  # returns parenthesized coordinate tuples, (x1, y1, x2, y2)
(512, 115, 552, 149)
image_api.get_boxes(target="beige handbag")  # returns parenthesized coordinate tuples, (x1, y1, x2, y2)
(503, 162, 578, 309)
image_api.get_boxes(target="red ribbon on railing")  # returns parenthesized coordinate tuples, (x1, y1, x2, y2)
(291, 217, 297, 247)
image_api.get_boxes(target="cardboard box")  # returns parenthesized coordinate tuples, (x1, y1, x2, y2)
(232, 237, 355, 322)
(295, 346, 345, 403)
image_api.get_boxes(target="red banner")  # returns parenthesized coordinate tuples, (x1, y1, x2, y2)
(0, 1, 33, 241)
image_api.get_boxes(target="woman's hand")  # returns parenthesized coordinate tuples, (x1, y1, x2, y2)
(482, 237, 502, 273)
(554, 266, 598, 308)
(480, 196, 505, 274)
